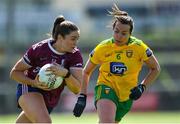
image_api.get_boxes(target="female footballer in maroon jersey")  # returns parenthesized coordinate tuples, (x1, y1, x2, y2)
(10, 15, 83, 123)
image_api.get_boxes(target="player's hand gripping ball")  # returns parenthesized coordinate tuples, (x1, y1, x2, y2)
(38, 63, 63, 89)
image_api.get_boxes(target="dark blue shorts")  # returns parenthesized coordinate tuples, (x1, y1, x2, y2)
(16, 83, 53, 114)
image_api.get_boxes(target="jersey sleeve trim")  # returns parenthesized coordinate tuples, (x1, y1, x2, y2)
(90, 59, 98, 65)
(22, 58, 32, 67)
(69, 67, 83, 70)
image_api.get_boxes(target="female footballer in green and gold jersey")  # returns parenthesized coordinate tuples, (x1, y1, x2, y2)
(73, 4, 161, 123)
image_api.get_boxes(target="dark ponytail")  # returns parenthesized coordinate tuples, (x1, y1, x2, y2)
(52, 15, 79, 40)
(52, 15, 65, 38)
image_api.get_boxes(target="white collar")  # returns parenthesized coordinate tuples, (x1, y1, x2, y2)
(48, 40, 65, 55)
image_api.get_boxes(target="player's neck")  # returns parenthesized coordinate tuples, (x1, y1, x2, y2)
(52, 42, 66, 53)
(115, 41, 128, 46)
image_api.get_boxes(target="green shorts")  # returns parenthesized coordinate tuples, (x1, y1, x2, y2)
(94, 84, 133, 122)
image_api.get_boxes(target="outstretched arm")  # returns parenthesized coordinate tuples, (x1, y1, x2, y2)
(73, 59, 97, 117)
(81, 59, 97, 94)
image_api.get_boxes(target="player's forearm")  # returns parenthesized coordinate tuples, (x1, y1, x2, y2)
(10, 70, 35, 86)
(141, 67, 160, 86)
(81, 71, 91, 94)
(65, 75, 81, 94)
(80, 59, 97, 95)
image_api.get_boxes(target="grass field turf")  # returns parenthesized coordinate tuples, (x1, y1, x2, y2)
(0, 111, 180, 124)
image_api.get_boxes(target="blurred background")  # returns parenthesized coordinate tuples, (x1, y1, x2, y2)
(0, 0, 180, 123)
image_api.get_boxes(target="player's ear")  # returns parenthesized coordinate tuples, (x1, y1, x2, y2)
(57, 34, 64, 41)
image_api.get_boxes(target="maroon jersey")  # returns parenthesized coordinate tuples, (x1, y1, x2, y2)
(22, 38, 83, 107)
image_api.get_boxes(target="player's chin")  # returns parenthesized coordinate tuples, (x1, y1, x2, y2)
(115, 40, 122, 45)
(115, 39, 122, 43)
(115, 40, 127, 45)
(66, 50, 72, 53)
(67, 48, 74, 53)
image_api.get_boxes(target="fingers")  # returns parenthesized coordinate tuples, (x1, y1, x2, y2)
(130, 87, 137, 92)
(37, 83, 51, 91)
(34, 75, 51, 90)
(46, 65, 61, 72)
(73, 95, 87, 117)
(129, 87, 142, 100)
(46, 67, 57, 76)
(46, 66, 55, 72)
(52, 62, 60, 66)
(73, 105, 82, 117)
(73, 104, 85, 117)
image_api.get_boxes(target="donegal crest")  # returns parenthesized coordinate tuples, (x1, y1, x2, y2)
(104, 87, 110, 94)
(126, 50, 133, 58)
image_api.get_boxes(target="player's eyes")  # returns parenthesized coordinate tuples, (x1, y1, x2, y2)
(114, 30, 119, 33)
(71, 38, 78, 41)
(71, 36, 79, 41)
(122, 33, 127, 35)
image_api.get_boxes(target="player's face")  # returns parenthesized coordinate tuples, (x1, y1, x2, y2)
(57, 31, 80, 52)
(113, 21, 130, 46)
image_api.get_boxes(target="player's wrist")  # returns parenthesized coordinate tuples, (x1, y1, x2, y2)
(64, 69, 71, 78)
(79, 93, 87, 98)
(31, 79, 37, 87)
(139, 84, 146, 92)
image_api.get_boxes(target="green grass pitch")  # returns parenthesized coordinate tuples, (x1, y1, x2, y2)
(0, 111, 180, 124)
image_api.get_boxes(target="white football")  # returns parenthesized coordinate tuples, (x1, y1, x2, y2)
(38, 63, 63, 89)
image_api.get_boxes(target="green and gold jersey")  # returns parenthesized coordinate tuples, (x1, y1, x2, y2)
(90, 36, 153, 102)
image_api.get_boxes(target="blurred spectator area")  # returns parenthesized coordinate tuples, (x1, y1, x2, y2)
(0, 0, 180, 46)
(0, 0, 180, 113)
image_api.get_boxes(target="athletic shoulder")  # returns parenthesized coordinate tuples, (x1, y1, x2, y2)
(99, 37, 114, 46)
(31, 38, 51, 50)
(129, 36, 153, 59)
(66, 47, 83, 68)
(128, 36, 150, 48)
(96, 37, 114, 49)
(67, 47, 83, 59)
(72, 47, 81, 54)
